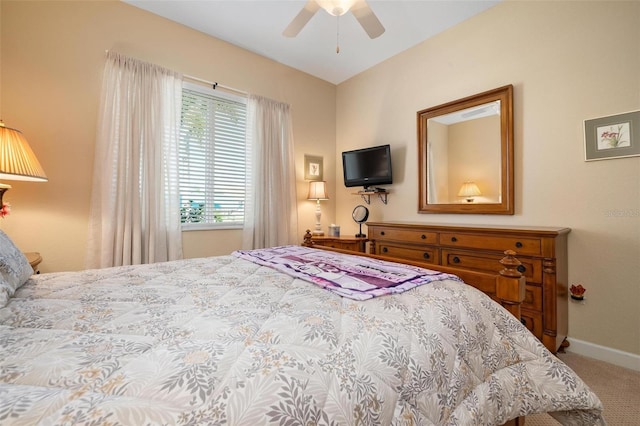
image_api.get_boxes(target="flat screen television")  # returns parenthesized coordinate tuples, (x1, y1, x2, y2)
(342, 144, 392, 189)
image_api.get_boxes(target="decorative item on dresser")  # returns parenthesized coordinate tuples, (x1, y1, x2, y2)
(303, 229, 367, 253)
(366, 222, 570, 354)
(352, 204, 369, 237)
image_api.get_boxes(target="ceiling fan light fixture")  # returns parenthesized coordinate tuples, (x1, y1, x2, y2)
(283, 0, 384, 40)
(317, 0, 356, 16)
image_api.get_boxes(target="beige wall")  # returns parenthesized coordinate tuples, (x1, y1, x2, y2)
(1, 1, 337, 269)
(336, 1, 640, 355)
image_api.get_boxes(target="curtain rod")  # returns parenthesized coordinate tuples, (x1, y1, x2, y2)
(103, 51, 248, 96)
(183, 74, 248, 96)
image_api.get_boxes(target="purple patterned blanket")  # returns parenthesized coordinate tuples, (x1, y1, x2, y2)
(232, 245, 461, 300)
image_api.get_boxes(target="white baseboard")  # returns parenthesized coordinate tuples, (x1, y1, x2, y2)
(566, 337, 640, 371)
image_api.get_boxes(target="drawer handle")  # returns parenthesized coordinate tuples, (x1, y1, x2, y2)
(515, 241, 523, 248)
(452, 256, 460, 264)
(421, 234, 427, 240)
(517, 265, 526, 273)
(423, 253, 430, 259)
(381, 231, 385, 236)
(451, 237, 458, 243)
(382, 247, 388, 253)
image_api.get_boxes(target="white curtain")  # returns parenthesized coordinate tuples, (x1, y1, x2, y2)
(86, 52, 183, 268)
(242, 95, 298, 249)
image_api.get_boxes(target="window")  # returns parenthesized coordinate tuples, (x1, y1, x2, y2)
(179, 82, 247, 229)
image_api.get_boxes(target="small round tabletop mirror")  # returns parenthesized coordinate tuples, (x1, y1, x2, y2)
(352, 205, 369, 237)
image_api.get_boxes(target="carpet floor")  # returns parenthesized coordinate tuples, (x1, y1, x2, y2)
(526, 351, 640, 425)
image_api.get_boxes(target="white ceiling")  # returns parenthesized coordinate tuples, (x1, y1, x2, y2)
(125, 0, 500, 85)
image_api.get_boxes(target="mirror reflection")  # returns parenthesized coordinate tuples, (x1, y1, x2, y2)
(418, 85, 514, 215)
(427, 101, 502, 204)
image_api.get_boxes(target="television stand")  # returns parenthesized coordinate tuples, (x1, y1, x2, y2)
(353, 189, 388, 205)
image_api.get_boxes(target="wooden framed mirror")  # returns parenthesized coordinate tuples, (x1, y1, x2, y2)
(417, 85, 514, 214)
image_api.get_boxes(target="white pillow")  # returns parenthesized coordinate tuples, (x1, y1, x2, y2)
(0, 230, 33, 307)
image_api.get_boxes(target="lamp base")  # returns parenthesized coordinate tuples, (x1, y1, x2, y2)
(355, 233, 366, 238)
(312, 200, 324, 236)
(0, 184, 11, 205)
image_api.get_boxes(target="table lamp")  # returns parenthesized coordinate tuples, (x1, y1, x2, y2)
(307, 181, 328, 236)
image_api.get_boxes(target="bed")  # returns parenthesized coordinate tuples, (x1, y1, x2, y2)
(0, 231, 603, 425)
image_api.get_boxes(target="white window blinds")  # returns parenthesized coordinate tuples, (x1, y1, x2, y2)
(179, 83, 247, 228)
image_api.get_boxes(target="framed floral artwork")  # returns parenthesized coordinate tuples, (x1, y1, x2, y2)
(304, 155, 323, 181)
(584, 110, 640, 161)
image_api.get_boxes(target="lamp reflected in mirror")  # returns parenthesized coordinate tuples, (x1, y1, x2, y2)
(458, 181, 481, 203)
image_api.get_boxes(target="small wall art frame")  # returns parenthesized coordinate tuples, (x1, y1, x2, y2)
(584, 110, 640, 161)
(304, 155, 323, 181)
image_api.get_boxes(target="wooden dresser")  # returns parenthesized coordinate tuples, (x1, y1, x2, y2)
(366, 222, 570, 354)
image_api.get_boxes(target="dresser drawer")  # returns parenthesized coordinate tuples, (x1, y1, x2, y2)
(377, 243, 439, 265)
(310, 236, 367, 253)
(318, 241, 357, 251)
(441, 249, 543, 284)
(522, 285, 543, 311)
(440, 232, 542, 256)
(370, 227, 438, 245)
(521, 309, 543, 339)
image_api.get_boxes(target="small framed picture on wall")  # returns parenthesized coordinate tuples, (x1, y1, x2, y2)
(304, 155, 323, 181)
(584, 110, 640, 161)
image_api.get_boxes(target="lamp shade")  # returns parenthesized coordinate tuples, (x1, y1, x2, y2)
(0, 123, 48, 182)
(307, 181, 329, 200)
(458, 182, 482, 198)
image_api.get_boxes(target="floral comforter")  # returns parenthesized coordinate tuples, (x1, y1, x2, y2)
(0, 251, 604, 425)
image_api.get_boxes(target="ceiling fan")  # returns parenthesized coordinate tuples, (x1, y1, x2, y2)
(283, 0, 385, 39)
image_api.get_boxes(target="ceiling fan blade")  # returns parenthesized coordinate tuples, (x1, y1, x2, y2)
(283, 0, 321, 37)
(351, 0, 385, 39)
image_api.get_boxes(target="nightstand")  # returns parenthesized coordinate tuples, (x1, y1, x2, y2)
(24, 252, 42, 274)
(304, 233, 368, 253)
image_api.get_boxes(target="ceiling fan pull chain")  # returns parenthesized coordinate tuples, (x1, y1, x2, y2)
(336, 15, 340, 54)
